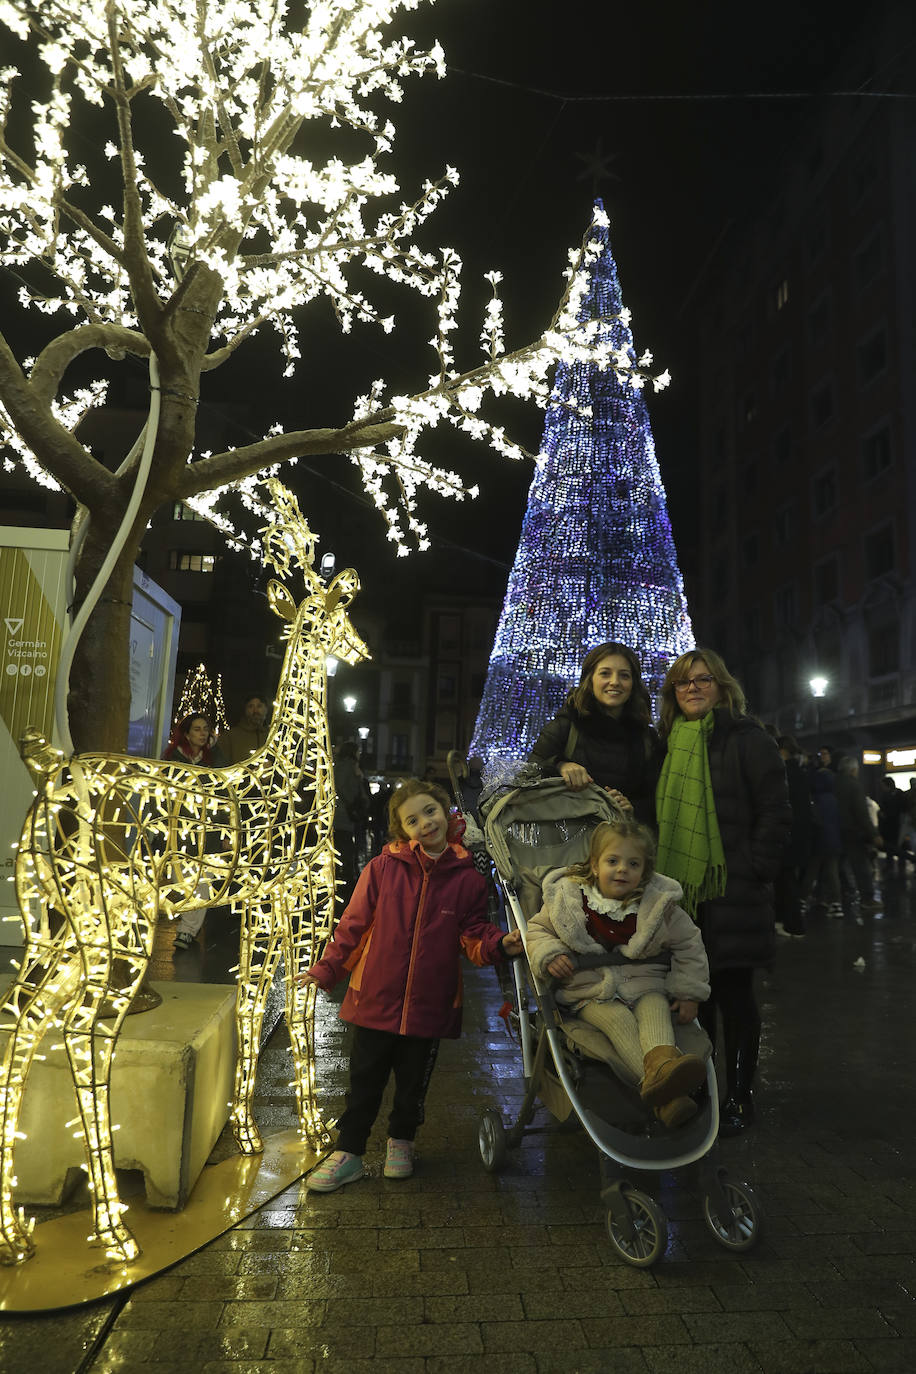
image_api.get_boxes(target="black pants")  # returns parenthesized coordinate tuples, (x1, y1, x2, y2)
(697, 967, 760, 1102)
(336, 1026, 440, 1156)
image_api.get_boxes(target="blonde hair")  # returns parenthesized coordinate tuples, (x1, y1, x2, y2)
(657, 648, 747, 739)
(565, 818, 656, 887)
(387, 777, 452, 843)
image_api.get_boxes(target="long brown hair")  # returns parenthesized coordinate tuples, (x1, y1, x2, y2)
(566, 642, 651, 726)
(657, 648, 746, 740)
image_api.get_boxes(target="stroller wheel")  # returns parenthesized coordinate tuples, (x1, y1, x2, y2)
(478, 1109, 509, 1172)
(605, 1189, 667, 1268)
(703, 1179, 763, 1251)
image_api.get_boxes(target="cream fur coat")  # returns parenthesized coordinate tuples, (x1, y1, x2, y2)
(526, 869, 710, 1011)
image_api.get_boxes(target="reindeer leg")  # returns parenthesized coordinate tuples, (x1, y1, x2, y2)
(0, 952, 76, 1264)
(282, 853, 336, 1148)
(231, 897, 282, 1154)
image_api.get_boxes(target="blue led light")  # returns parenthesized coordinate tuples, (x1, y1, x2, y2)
(470, 201, 694, 770)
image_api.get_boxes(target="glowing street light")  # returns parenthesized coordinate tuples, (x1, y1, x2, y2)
(343, 695, 357, 713)
(809, 676, 828, 698)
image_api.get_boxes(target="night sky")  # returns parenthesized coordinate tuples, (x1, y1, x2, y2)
(2, 0, 896, 619)
(232, 0, 886, 619)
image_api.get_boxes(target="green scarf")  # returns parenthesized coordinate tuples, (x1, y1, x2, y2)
(655, 712, 727, 918)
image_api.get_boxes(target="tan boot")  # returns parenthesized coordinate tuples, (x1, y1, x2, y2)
(655, 1095, 698, 1129)
(639, 1044, 706, 1107)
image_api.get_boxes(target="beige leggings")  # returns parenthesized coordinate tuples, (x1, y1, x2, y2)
(578, 992, 674, 1084)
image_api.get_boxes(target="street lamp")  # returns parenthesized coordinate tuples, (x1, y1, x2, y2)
(809, 676, 828, 735)
(343, 694, 357, 714)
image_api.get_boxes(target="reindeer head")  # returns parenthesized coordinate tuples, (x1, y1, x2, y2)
(268, 573, 369, 669)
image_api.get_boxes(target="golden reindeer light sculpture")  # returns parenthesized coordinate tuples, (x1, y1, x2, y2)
(0, 481, 368, 1265)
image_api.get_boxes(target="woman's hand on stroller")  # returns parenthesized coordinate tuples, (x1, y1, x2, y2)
(669, 998, 698, 1024)
(545, 953, 575, 980)
(500, 931, 524, 957)
(558, 761, 592, 790)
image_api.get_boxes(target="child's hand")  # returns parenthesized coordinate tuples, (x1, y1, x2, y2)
(670, 998, 698, 1024)
(546, 953, 575, 980)
(501, 931, 523, 957)
(295, 971, 319, 989)
(605, 788, 634, 814)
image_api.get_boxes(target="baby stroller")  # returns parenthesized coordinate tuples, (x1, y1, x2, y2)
(476, 776, 762, 1268)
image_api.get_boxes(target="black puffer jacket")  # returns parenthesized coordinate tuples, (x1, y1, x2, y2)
(689, 709, 790, 973)
(529, 707, 662, 826)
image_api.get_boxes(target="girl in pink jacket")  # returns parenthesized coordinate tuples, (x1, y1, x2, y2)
(300, 777, 521, 1191)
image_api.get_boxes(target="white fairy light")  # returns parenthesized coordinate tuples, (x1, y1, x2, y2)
(0, 1, 666, 560)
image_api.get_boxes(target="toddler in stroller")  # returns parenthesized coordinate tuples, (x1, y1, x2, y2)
(525, 816, 709, 1129)
(477, 775, 762, 1266)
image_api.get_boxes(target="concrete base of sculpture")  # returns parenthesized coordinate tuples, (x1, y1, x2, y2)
(0, 980, 237, 1211)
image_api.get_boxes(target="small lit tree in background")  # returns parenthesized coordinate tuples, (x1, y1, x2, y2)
(174, 662, 229, 737)
(470, 201, 691, 772)
(0, 1, 668, 752)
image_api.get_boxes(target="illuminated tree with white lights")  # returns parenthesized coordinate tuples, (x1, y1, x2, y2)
(0, 3, 668, 751)
(470, 201, 691, 770)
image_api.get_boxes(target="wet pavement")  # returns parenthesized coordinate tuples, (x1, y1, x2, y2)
(2, 860, 916, 1374)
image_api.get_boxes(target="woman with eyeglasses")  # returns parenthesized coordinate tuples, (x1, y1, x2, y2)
(655, 649, 790, 1136)
(529, 642, 663, 824)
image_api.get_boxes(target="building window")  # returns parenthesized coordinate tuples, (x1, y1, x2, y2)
(864, 523, 895, 580)
(810, 382, 834, 430)
(774, 583, 797, 627)
(807, 294, 830, 349)
(774, 507, 792, 547)
(390, 682, 412, 715)
(862, 425, 892, 481)
(437, 672, 457, 702)
(772, 278, 790, 312)
(812, 467, 836, 518)
(169, 551, 216, 573)
(390, 732, 410, 764)
(437, 615, 460, 652)
(857, 327, 887, 386)
(869, 623, 899, 677)
(171, 502, 207, 521)
(854, 230, 884, 291)
(851, 152, 877, 204)
(814, 557, 839, 605)
(770, 347, 791, 393)
(773, 426, 792, 465)
(807, 219, 828, 265)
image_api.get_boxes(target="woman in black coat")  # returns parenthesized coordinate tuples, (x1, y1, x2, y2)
(655, 650, 790, 1136)
(528, 642, 662, 825)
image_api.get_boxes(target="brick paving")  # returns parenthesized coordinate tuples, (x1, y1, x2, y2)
(2, 860, 915, 1373)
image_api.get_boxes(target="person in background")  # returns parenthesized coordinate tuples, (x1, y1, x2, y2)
(774, 734, 815, 939)
(298, 778, 522, 1191)
(655, 649, 789, 1137)
(222, 693, 269, 764)
(801, 752, 844, 918)
(878, 775, 906, 864)
(334, 740, 368, 904)
(529, 642, 662, 825)
(162, 713, 226, 950)
(835, 756, 882, 911)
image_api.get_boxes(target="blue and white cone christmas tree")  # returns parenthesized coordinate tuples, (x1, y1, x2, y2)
(470, 201, 693, 772)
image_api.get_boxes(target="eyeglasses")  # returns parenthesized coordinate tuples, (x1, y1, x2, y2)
(672, 675, 716, 692)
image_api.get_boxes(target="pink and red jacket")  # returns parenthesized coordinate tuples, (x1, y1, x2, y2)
(307, 839, 505, 1038)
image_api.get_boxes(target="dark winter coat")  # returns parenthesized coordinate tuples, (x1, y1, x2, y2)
(529, 706, 662, 826)
(783, 755, 816, 870)
(835, 772, 877, 845)
(677, 709, 790, 973)
(306, 840, 506, 1038)
(809, 767, 842, 857)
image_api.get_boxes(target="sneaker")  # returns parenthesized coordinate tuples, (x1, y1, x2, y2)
(306, 1150, 364, 1193)
(775, 921, 791, 938)
(384, 1138, 414, 1179)
(827, 903, 844, 918)
(174, 930, 195, 949)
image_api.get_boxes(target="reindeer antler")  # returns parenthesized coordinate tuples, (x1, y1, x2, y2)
(261, 479, 320, 582)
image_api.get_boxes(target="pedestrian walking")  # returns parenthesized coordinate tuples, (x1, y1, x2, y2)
(298, 777, 522, 1190)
